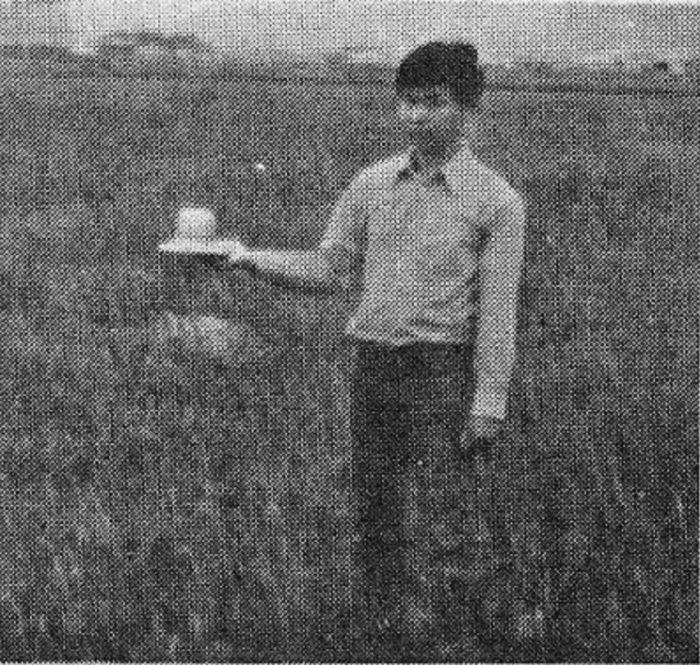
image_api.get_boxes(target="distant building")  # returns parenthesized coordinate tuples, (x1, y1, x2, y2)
(325, 45, 398, 79)
(95, 30, 216, 75)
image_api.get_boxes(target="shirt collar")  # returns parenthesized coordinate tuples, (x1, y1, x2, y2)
(394, 140, 475, 192)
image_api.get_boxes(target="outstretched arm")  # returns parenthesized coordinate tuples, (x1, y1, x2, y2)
(229, 244, 356, 292)
(230, 170, 368, 291)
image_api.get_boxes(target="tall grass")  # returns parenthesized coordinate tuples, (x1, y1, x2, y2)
(0, 76, 697, 661)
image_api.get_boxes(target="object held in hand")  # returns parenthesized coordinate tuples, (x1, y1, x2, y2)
(158, 207, 249, 274)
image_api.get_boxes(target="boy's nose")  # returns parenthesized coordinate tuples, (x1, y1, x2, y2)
(407, 106, 428, 124)
(399, 103, 428, 126)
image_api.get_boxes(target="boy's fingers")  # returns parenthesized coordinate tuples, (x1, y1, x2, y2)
(459, 434, 494, 463)
(229, 257, 258, 276)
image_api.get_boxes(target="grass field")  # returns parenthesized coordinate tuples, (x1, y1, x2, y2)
(0, 74, 697, 662)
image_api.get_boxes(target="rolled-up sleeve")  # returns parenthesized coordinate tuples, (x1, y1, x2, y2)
(319, 173, 369, 277)
(471, 190, 526, 421)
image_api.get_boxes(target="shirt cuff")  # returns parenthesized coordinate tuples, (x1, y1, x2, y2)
(471, 386, 508, 421)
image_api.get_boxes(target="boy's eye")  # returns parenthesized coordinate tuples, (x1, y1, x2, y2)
(405, 94, 445, 108)
(420, 94, 448, 107)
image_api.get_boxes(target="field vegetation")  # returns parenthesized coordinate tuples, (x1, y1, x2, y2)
(0, 75, 697, 661)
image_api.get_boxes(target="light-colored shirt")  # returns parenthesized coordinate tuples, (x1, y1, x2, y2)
(319, 142, 526, 420)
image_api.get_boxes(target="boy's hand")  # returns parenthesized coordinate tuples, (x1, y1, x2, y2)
(229, 255, 258, 274)
(459, 415, 502, 463)
(228, 244, 257, 274)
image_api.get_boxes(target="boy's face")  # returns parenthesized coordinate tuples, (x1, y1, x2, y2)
(396, 84, 470, 151)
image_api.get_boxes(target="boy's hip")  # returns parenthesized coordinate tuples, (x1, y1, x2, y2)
(349, 339, 475, 410)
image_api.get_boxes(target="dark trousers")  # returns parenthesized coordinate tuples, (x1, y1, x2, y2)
(349, 340, 486, 640)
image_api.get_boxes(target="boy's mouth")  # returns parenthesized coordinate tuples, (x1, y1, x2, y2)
(409, 129, 442, 146)
(407, 126, 433, 140)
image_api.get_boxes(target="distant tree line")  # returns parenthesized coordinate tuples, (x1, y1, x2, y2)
(0, 34, 697, 93)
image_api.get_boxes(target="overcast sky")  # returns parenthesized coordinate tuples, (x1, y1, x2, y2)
(1, 1, 699, 63)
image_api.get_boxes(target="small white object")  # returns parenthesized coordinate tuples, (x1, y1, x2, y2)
(158, 205, 249, 257)
(175, 207, 218, 239)
(254, 162, 266, 172)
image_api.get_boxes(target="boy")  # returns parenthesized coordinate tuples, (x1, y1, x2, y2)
(230, 42, 526, 656)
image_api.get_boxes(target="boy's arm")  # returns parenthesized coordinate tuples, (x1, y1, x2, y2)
(471, 191, 526, 422)
(231, 248, 337, 291)
(230, 172, 367, 291)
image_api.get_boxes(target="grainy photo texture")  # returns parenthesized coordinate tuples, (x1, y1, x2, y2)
(0, 1, 697, 663)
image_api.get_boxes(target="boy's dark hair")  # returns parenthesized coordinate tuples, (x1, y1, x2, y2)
(394, 41, 485, 108)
